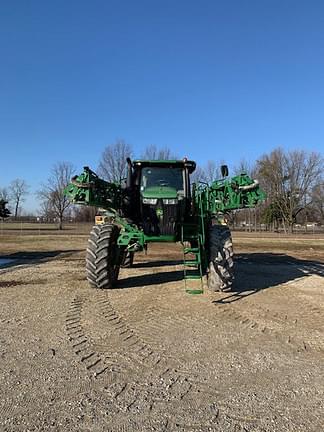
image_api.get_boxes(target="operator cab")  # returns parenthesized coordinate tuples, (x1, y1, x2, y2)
(140, 166, 184, 200)
(130, 159, 196, 237)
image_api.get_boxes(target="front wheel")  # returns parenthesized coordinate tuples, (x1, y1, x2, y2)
(207, 225, 234, 291)
(86, 224, 121, 289)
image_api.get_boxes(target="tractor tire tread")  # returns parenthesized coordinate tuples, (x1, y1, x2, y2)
(207, 225, 234, 292)
(85, 223, 120, 289)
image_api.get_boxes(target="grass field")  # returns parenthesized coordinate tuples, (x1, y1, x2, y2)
(1, 222, 323, 259)
(0, 221, 93, 233)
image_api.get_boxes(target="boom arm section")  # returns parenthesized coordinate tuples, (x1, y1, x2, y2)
(197, 173, 266, 214)
(64, 167, 122, 212)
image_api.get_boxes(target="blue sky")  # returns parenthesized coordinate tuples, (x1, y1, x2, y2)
(1, 0, 324, 213)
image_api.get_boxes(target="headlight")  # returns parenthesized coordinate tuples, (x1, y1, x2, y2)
(163, 199, 178, 205)
(142, 198, 158, 205)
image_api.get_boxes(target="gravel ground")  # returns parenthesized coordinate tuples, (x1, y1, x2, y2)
(0, 234, 323, 432)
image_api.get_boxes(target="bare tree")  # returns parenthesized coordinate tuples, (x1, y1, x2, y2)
(9, 179, 29, 218)
(191, 160, 223, 184)
(98, 140, 133, 182)
(73, 206, 97, 223)
(191, 165, 205, 183)
(39, 199, 56, 223)
(257, 148, 323, 232)
(0, 187, 9, 202)
(141, 145, 178, 160)
(310, 181, 324, 224)
(203, 160, 222, 183)
(233, 158, 256, 177)
(38, 162, 74, 230)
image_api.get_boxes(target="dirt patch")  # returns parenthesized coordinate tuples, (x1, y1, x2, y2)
(0, 279, 47, 288)
(0, 232, 323, 431)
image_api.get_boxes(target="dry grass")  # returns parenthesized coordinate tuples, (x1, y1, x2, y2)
(233, 232, 324, 260)
(0, 221, 92, 234)
(1, 223, 323, 261)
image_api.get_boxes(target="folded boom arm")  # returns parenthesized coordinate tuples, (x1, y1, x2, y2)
(196, 173, 266, 214)
(64, 166, 123, 212)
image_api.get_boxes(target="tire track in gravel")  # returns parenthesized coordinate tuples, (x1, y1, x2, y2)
(242, 299, 324, 351)
(212, 284, 324, 354)
(65, 290, 225, 432)
(66, 296, 120, 380)
(216, 304, 314, 352)
(93, 290, 222, 399)
(118, 289, 207, 346)
(65, 256, 323, 431)
(111, 275, 323, 357)
(207, 258, 324, 353)
(0, 336, 6, 358)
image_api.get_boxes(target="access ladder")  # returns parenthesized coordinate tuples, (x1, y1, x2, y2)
(181, 223, 204, 294)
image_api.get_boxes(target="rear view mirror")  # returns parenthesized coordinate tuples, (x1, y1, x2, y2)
(221, 165, 229, 177)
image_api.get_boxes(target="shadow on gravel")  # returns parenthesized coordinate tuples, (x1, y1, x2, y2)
(118, 269, 184, 288)
(0, 250, 81, 269)
(132, 259, 183, 268)
(214, 252, 324, 304)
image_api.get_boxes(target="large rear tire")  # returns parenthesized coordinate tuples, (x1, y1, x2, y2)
(207, 225, 234, 291)
(86, 224, 121, 289)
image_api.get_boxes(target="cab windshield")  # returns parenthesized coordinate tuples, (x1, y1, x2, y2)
(140, 167, 184, 192)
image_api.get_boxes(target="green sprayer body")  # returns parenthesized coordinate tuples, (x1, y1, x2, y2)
(65, 159, 266, 293)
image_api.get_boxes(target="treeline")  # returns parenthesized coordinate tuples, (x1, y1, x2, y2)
(1, 140, 323, 232)
(216, 148, 323, 233)
(252, 148, 323, 233)
(83, 140, 324, 232)
(0, 179, 29, 219)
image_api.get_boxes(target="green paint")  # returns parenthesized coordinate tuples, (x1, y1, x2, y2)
(64, 160, 266, 295)
(142, 186, 178, 199)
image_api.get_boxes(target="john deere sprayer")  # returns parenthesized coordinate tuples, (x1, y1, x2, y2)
(65, 159, 265, 294)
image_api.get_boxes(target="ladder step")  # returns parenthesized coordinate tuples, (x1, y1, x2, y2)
(184, 248, 200, 254)
(184, 274, 202, 279)
(186, 289, 204, 295)
(182, 235, 203, 293)
(184, 260, 200, 266)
